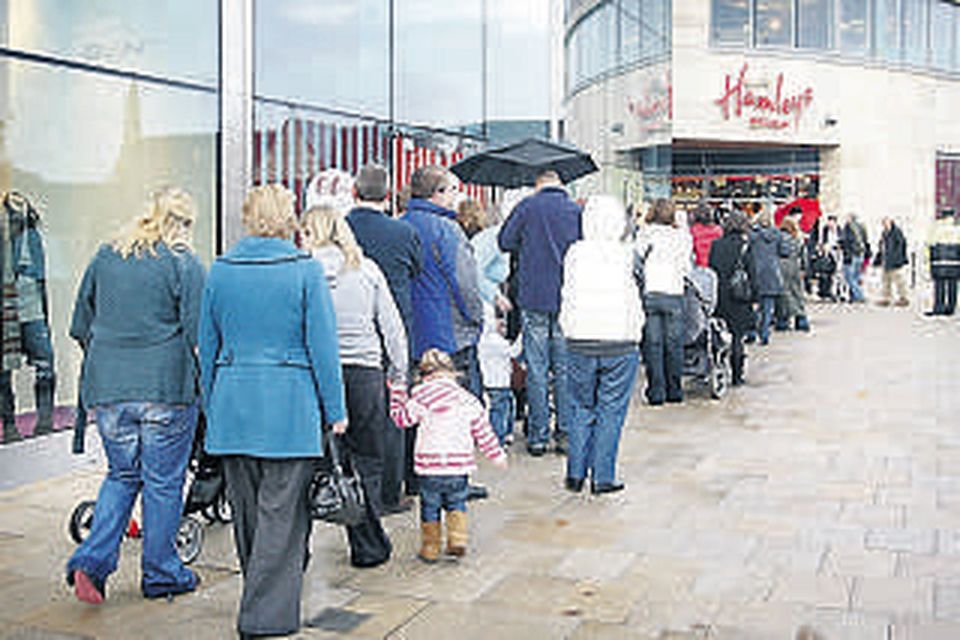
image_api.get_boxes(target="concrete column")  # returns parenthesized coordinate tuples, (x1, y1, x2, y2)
(219, 0, 253, 251)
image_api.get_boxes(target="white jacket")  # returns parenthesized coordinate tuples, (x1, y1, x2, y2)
(477, 305, 521, 389)
(635, 224, 692, 296)
(559, 195, 645, 343)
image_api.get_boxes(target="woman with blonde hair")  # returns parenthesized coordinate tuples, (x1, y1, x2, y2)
(66, 186, 206, 604)
(199, 184, 346, 638)
(301, 204, 407, 568)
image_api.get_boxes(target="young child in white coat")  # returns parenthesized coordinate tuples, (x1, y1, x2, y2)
(477, 304, 522, 446)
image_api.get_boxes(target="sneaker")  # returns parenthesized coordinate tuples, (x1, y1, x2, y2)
(527, 443, 547, 457)
(590, 482, 625, 495)
(466, 484, 489, 501)
(504, 433, 514, 446)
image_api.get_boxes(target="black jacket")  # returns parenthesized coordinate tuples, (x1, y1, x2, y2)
(748, 226, 789, 296)
(878, 224, 908, 271)
(708, 231, 757, 334)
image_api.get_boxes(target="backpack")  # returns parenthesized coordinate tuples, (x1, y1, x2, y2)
(729, 241, 753, 303)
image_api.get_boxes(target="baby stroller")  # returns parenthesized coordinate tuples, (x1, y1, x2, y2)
(682, 266, 733, 399)
(68, 412, 229, 565)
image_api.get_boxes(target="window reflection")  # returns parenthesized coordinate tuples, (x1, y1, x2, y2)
(712, 0, 750, 46)
(755, 0, 792, 47)
(931, 0, 955, 70)
(902, 0, 930, 66)
(874, 0, 901, 62)
(839, 0, 868, 54)
(798, 0, 833, 49)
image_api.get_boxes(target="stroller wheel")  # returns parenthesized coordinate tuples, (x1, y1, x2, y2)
(710, 347, 731, 399)
(69, 500, 97, 544)
(213, 492, 232, 524)
(176, 516, 204, 565)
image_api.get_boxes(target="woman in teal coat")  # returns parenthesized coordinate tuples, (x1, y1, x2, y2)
(199, 184, 346, 638)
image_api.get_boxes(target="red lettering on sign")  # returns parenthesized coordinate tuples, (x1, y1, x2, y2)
(715, 63, 814, 130)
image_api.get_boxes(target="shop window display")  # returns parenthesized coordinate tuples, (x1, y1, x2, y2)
(754, 0, 793, 47)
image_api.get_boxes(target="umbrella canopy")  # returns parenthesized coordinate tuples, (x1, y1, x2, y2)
(774, 197, 822, 233)
(450, 138, 598, 188)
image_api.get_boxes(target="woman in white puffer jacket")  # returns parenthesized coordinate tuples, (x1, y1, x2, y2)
(559, 195, 644, 495)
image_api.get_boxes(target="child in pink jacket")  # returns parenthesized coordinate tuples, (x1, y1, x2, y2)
(391, 349, 507, 562)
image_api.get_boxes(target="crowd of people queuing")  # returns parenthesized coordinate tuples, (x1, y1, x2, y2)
(60, 159, 958, 638)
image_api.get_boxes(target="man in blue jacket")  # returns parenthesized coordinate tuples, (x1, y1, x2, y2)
(346, 164, 422, 514)
(498, 170, 582, 456)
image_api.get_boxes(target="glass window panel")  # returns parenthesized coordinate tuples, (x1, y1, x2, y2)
(798, 0, 833, 49)
(874, 0, 901, 61)
(956, 2, 960, 70)
(755, 0, 793, 47)
(643, 0, 670, 56)
(712, 0, 750, 46)
(0, 0, 217, 85)
(0, 58, 216, 419)
(621, 1, 642, 64)
(931, 0, 955, 70)
(396, 0, 483, 129)
(902, 0, 930, 66)
(255, 0, 389, 117)
(839, 0, 868, 54)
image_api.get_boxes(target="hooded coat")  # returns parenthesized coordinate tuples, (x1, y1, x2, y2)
(199, 237, 346, 458)
(749, 226, 790, 296)
(708, 230, 757, 334)
(559, 195, 645, 350)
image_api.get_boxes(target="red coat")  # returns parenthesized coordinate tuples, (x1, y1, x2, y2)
(691, 223, 723, 268)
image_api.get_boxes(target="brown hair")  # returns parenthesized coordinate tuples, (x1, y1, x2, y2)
(409, 165, 451, 199)
(456, 199, 486, 237)
(781, 216, 800, 238)
(645, 198, 676, 226)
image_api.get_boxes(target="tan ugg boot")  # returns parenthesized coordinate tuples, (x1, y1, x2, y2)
(419, 522, 442, 563)
(445, 510, 468, 557)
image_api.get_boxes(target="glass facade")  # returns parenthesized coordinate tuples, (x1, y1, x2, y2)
(710, 0, 960, 73)
(0, 0, 548, 440)
(566, 0, 672, 94)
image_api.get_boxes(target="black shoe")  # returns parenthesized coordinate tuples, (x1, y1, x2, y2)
(591, 482, 625, 495)
(381, 498, 415, 515)
(143, 573, 200, 600)
(666, 396, 683, 404)
(553, 438, 567, 455)
(925, 310, 941, 317)
(731, 377, 745, 387)
(466, 484, 488, 501)
(564, 477, 584, 493)
(527, 444, 547, 457)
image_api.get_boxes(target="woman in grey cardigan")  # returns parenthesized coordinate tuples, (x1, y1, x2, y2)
(301, 204, 408, 568)
(65, 187, 205, 604)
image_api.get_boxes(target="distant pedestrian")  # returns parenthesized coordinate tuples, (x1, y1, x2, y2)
(840, 213, 869, 303)
(391, 349, 507, 562)
(199, 185, 346, 638)
(498, 170, 581, 455)
(775, 217, 810, 332)
(302, 204, 407, 567)
(924, 209, 960, 316)
(345, 164, 422, 512)
(559, 195, 643, 494)
(875, 217, 910, 307)
(456, 198, 486, 240)
(636, 198, 691, 405)
(690, 202, 722, 268)
(478, 306, 521, 446)
(66, 187, 205, 605)
(749, 211, 790, 345)
(708, 211, 756, 386)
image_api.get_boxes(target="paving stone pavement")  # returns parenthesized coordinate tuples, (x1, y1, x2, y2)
(0, 303, 959, 639)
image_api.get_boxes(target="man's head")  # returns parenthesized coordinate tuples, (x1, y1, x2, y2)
(410, 165, 456, 210)
(882, 216, 893, 231)
(847, 212, 858, 224)
(354, 164, 389, 208)
(535, 169, 562, 191)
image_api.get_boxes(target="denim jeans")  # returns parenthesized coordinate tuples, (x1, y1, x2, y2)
(758, 295, 778, 344)
(418, 474, 469, 522)
(66, 402, 198, 595)
(641, 293, 684, 404)
(521, 309, 571, 446)
(843, 259, 865, 302)
(486, 387, 514, 445)
(566, 349, 639, 486)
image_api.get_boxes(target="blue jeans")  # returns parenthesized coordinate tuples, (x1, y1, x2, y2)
(486, 387, 514, 445)
(642, 293, 684, 404)
(567, 349, 639, 486)
(521, 309, 571, 446)
(67, 402, 198, 596)
(844, 259, 865, 302)
(418, 474, 469, 522)
(758, 295, 778, 344)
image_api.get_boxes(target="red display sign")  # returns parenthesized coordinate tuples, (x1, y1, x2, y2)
(936, 156, 960, 215)
(715, 63, 814, 130)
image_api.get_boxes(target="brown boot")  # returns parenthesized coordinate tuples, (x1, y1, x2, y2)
(419, 522, 442, 563)
(445, 510, 468, 557)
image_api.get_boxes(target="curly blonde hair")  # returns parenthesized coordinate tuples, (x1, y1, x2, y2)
(300, 205, 363, 270)
(242, 184, 298, 238)
(113, 187, 196, 259)
(418, 348, 457, 379)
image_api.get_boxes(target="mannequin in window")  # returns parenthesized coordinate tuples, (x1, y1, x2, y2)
(1, 192, 54, 441)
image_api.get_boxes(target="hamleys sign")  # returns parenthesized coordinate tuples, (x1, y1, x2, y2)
(715, 63, 814, 130)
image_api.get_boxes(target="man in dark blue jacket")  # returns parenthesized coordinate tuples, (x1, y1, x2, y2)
(346, 164, 422, 514)
(498, 170, 581, 456)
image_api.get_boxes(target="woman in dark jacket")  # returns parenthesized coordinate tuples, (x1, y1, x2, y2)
(708, 211, 755, 386)
(66, 187, 206, 604)
(749, 211, 790, 345)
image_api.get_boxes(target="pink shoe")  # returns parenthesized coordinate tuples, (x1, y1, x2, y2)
(73, 570, 104, 605)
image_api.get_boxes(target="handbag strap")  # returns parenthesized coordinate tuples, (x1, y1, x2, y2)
(735, 238, 748, 269)
(323, 429, 345, 472)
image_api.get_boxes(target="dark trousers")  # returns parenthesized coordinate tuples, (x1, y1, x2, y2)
(730, 330, 746, 383)
(223, 456, 313, 637)
(452, 345, 483, 400)
(341, 366, 392, 568)
(934, 278, 958, 315)
(380, 380, 405, 508)
(642, 293, 685, 404)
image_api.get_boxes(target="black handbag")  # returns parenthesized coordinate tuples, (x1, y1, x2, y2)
(308, 431, 366, 526)
(729, 241, 753, 303)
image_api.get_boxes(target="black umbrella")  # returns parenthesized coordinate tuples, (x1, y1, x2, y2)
(450, 138, 598, 188)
